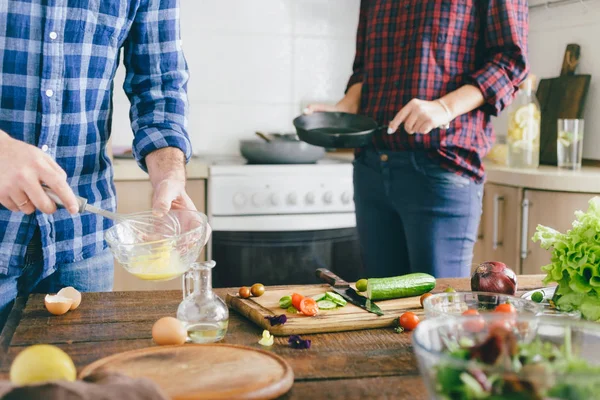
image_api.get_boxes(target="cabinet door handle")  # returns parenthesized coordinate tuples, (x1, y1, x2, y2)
(492, 195, 504, 250)
(521, 198, 530, 260)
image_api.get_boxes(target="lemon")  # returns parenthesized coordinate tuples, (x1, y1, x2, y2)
(10, 344, 76, 385)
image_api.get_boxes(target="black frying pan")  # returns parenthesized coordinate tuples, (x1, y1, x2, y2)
(292, 112, 385, 148)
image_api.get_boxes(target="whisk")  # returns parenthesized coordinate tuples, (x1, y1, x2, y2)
(43, 187, 181, 238)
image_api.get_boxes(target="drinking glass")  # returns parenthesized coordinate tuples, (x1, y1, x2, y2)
(557, 118, 584, 170)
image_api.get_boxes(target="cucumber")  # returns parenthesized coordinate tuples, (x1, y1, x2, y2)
(317, 300, 337, 310)
(325, 292, 347, 306)
(311, 293, 327, 302)
(367, 273, 436, 301)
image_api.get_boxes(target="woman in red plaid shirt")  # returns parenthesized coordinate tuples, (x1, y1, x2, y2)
(308, 0, 529, 278)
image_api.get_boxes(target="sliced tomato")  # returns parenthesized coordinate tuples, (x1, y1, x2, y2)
(291, 293, 304, 310)
(299, 297, 319, 316)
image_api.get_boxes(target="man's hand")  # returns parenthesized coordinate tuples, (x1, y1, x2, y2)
(304, 83, 362, 115)
(0, 131, 79, 215)
(387, 99, 452, 135)
(145, 147, 195, 216)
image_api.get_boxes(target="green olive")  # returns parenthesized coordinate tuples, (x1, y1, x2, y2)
(251, 283, 265, 297)
(355, 279, 368, 292)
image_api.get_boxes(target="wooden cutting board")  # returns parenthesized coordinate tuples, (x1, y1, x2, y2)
(226, 284, 424, 336)
(79, 344, 294, 400)
(537, 44, 591, 165)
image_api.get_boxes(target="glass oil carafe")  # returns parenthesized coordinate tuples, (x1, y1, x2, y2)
(506, 74, 541, 169)
(177, 261, 229, 343)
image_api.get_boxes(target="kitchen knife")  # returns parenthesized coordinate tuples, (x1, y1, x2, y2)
(316, 268, 384, 316)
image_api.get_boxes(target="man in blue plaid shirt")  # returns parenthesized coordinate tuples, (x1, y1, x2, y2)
(0, 0, 194, 326)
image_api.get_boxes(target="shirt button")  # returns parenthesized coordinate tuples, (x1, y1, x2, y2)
(41, 144, 49, 152)
(380, 154, 389, 162)
(45, 89, 54, 97)
(49, 31, 58, 40)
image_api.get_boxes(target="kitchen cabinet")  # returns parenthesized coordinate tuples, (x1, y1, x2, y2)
(474, 181, 597, 275)
(475, 183, 523, 271)
(112, 179, 207, 291)
(521, 190, 595, 274)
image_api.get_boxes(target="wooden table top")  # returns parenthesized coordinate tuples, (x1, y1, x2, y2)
(0, 275, 546, 399)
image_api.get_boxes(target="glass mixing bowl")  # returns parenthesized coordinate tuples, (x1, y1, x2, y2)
(413, 313, 600, 399)
(105, 210, 211, 281)
(423, 291, 543, 319)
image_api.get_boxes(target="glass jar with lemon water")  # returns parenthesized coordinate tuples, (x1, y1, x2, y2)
(506, 76, 541, 169)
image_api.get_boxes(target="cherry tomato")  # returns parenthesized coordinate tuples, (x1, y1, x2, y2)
(420, 293, 432, 308)
(299, 298, 319, 316)
(494, 303, 517, 313)
(238, 286, 251, 299)
(291, 293, 304, 310)
(462, 309, 485, 333)
(399, 312, 420, 331)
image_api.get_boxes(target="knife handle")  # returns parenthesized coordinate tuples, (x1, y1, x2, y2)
(315, 268, 350, 288)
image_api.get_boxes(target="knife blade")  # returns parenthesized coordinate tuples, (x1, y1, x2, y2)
(315, 268, 384, 316)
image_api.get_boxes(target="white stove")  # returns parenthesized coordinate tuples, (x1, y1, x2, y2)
(206, 155, 356, 232)
(203, 154, 363, 287)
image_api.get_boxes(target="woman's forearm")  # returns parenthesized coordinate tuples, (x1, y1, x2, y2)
(439, 84, 485, 120)
(337, 82, 363, 114)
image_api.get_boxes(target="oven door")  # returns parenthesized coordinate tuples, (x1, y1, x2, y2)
(209, 214, 363, 287)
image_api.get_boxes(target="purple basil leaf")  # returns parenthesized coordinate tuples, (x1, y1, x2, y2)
(288, 335, 311, 349)
(265, 314, 287, 326)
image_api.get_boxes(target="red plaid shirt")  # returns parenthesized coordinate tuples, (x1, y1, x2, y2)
(349, 0, 529, 182)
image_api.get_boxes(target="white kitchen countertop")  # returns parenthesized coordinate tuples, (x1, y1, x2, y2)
(484, 162, 600, 193)
(112, 153, 600, 193)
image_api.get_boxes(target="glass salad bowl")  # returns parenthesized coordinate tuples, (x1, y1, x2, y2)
(423, 291, 543, 319)
(105, 210, 211, 281)
(413, 313, 600, 399)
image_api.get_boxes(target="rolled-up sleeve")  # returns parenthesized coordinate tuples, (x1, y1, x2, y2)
(346, 0, 369, 92)
(468, 0, 529, 116)
(123, 0, 192, 171)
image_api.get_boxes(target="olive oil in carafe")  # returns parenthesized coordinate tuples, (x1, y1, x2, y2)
(186, 321, 228, 343)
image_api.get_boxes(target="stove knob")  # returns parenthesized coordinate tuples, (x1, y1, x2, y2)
(269, 193, 280, 206)
(341, 191, 352, 205)
(287, 192, 298, 205)
(251, 193, 264, 207)
(305, 192, 315, 205)
(233, 193, 247, 207)
(323, 191, 333, 204)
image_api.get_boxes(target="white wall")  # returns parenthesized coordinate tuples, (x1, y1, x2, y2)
(111, 0, 600, 160)
(110, 0, 360, 155)
(493, 0, 600, 160)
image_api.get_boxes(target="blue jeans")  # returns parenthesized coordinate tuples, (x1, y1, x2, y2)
(353, 149, 483, 278)
(0, 247, 113, 330)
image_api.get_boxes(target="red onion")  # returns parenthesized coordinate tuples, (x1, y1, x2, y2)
(471, 261, 518, 295)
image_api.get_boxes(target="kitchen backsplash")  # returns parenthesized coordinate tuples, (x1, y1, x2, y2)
(110, 0, 359, 155)
(110, 0, 600, 161)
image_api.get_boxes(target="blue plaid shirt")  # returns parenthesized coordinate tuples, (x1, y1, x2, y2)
(0, 0, 192, 277)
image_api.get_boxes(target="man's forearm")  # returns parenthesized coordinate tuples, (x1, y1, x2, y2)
(439, 84, 485, 120)
(145, 147, 186, 187)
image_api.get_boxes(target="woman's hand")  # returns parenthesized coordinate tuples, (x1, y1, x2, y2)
(304, 83, 362, 115)
(388, 99, 452, 135)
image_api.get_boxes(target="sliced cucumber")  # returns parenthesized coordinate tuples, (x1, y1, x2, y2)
(311, 293, 327, 302)
(325, 292, 347, 306)
(367, 273, 436, 301)
(317, 300, 337, 310)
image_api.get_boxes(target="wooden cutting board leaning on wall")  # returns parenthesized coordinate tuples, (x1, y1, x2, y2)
(536, 44, 591, 165)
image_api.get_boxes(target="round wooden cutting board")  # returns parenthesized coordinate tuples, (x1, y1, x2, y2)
(79, 344, 294, 400)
